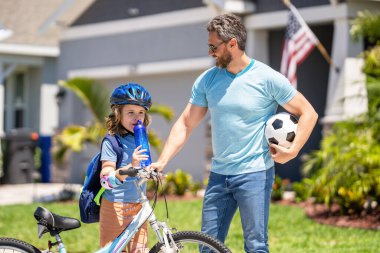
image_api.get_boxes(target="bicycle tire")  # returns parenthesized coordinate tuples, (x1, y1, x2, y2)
(149, 230, 232, 253)
(0, 238, 41, 253)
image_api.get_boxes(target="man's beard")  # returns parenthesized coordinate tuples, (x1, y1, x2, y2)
(215, 50, 232, 68)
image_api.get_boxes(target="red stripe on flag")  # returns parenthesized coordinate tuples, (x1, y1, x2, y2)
(280, 10, 317, 87)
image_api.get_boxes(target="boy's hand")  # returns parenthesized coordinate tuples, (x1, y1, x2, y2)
(132, 145, 149, 167)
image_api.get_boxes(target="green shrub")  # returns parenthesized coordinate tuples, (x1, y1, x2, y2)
(271, 174, 292, 201)
(301, 120, 380, 214)
(189, 181, 201, 196)
(147, 169, 202, 196)
(272, 175, 284, 201)
(292, 180, 312, 203)
(170, 169, 191, 195)
(300, 74, 380, 213)
(297, 10, 380, 215)
(351, 10, 380, 45)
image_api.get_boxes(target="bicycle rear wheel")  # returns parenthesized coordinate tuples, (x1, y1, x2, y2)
(149, 231, 231, 253)
(0, 238, 41, 253)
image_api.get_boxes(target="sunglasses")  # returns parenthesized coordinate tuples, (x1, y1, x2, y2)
(208, 41, 225, 53)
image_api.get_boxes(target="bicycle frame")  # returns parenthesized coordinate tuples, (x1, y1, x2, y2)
(94, 174, 176, 253)
(39, 170, 177, 253)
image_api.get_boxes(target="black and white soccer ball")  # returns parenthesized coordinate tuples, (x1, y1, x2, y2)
(264, 112, 298, 148)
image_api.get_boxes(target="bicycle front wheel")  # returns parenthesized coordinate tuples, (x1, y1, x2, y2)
(149, 231, 231, 253)
(0, 238, 41, 253)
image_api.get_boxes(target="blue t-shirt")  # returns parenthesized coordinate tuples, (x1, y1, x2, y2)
(100, 134, 146, 203)
(190, 59, 296, 175)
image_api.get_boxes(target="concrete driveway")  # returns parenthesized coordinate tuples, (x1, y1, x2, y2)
(0, 183, 81, 205)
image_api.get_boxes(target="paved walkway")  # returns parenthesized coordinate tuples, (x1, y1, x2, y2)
(0, 183, 82, 205)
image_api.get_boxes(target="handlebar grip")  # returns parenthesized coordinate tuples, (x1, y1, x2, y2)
(118, 167, 138, 177)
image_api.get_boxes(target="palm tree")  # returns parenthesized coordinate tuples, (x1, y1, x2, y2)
(54, 77, 174, 163)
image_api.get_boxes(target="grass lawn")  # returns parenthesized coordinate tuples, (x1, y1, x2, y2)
(0, 200, 379, 252)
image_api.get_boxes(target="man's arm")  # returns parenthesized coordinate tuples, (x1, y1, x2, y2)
(151, 103, 208, 171)
(270, 91, 318, 164)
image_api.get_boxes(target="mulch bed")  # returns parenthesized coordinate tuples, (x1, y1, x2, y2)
(277, 200, 380, 230)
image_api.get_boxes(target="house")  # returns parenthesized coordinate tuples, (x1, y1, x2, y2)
(2, 0, 378, 184)
(0, 0, 93, 183)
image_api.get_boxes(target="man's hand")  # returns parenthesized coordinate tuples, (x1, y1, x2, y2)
(150, 160, 167, 172)
(269, 143, 298, 164)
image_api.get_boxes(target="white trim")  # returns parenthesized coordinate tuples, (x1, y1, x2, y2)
(62, 7, 213, 41)
(204, 0, 255, 14)
(322, 57, 367, 124)
(136, 57, 212, 76)
(0, 44, 59, 57)
(68, 65, 133, 79)
(68, 57, 212, 79)
(245, 4, 347, 29)
(40, 84, 59, 135)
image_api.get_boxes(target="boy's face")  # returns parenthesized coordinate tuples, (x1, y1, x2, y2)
(120, 104, 146, 132)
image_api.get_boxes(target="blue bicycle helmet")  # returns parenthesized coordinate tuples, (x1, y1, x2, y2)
(110, 83, 152, 110)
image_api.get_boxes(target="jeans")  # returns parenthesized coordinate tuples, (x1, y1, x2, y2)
(201, 167, 274, 253)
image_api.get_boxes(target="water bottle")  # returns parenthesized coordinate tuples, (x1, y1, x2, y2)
(133, 120, 152, 167)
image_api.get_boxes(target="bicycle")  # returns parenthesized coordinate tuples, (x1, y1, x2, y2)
(0, 168, 232, 253)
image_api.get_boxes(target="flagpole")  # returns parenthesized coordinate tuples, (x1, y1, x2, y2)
(282, 0, 339, 72)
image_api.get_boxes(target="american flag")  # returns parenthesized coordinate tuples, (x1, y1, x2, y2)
(280, 5, 318, 87)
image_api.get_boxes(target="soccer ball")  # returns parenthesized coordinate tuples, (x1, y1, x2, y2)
(264, 112, 298, 148)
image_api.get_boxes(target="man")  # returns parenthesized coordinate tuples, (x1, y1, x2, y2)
(151, 14, 318, 253)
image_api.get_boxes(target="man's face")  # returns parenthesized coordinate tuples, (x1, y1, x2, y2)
(208, 31, 232, 68)
(215, 47, 232, 68)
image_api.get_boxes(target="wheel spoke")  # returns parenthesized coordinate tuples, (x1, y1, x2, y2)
(0, 246, 29, 253)
(150, 231, 231, 253)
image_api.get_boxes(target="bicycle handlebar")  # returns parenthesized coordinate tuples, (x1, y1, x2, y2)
(118, 167, 163, 179)
(119, 167, 139, 177)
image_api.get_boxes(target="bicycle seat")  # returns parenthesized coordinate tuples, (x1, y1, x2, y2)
(34, 206, 81, 235)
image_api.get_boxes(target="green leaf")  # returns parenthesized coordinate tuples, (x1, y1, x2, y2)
(150, 104, 175, 122)
(59, 78, 110, 123)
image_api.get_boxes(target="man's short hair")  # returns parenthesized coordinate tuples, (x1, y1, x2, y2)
(207, 14, 247, 51)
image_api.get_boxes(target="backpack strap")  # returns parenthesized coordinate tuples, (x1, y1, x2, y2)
(104, 134, 124, 169)
(94, 134, 124, 205)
